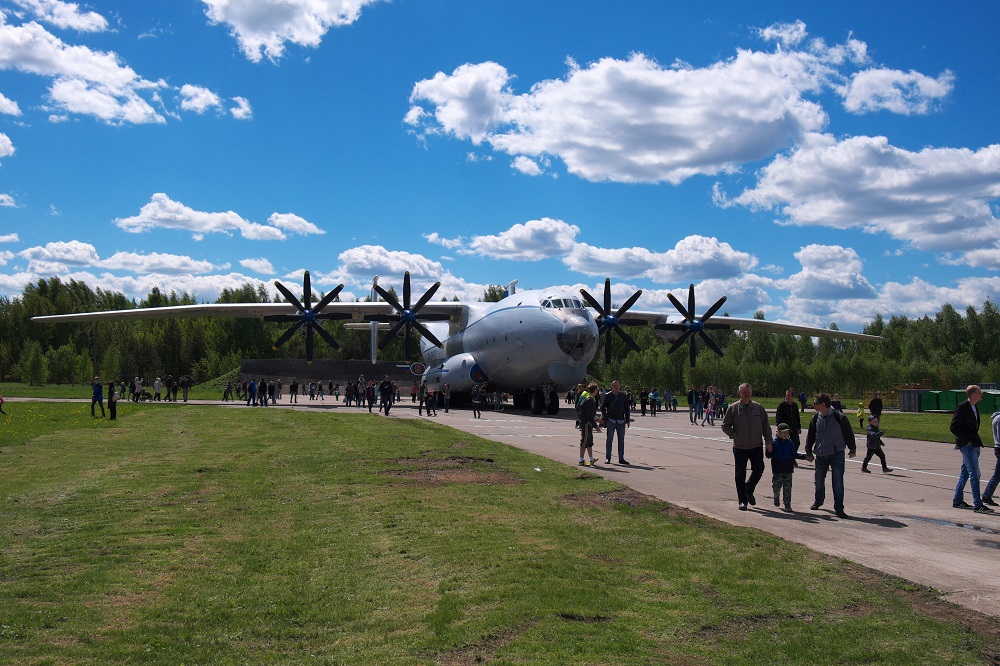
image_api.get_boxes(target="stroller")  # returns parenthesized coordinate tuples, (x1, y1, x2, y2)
(137, 389, 154, 402)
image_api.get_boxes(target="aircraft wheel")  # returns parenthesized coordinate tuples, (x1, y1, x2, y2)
(530, 390, 544, 414)
(546, 397, 559, 415)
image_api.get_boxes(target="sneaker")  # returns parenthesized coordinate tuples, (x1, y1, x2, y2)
(583, 460, 592, 467)
(605, 459, 612, 465)
(773, 492, 780, 507)
(747, 493, 756, 506)
(590, 459, 598, 466)
(782, 506, 793, 513)
(619, 459, 630, 465)
(578, 460, 585, 466)
(974, 505, 995, 514)
(861, 467, 871, 473)
(738, 503, 747, 511)
(953, 501, 973, 509)
(983, 498, 999, 506)
(810, 503, 822, 511)
(835, 511, 850, 519)
(882, 467, 893, 473)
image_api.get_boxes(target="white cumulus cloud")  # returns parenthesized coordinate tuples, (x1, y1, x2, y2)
(202, 0, 382, 63)
(114, 193, 288, 241)
(719, 133, 1000, 263)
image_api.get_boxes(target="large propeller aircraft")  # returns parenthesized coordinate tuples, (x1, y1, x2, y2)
(32, 270, 878, 414)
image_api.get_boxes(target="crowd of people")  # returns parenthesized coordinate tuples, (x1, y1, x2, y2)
(568, 379, 999, 519)
(71, 373, 1000, 518)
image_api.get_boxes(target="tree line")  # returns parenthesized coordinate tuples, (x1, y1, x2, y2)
(2, 277, 998, 398)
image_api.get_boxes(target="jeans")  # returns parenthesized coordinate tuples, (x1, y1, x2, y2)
(605, 420, 627, 461)
(953, 444, 982, 507)
(733, 447, 764, 505)
(984, 447, 1000, 501)
(814, 450, 846, 512)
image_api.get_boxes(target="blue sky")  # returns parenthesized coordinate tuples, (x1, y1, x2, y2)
(0, 0, 998, 332)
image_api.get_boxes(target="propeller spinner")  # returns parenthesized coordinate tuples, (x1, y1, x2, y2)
(364, 271, 450, 361)
(654, 283, 727, 367)
(266, 271, 350, 363)
(580, 278, 645, 364)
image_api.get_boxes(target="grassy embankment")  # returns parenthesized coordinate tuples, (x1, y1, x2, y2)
(1, 402, 998, 664)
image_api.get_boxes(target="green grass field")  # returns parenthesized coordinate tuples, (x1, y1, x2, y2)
(1, 401, 998, 664)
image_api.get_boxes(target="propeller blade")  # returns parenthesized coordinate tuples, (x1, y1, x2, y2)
(414, 313, 451, 322)
(275, 281, 304, 312)
(667, 292, 690, 320)
(617, 318, 647, 327)
(604, 332, 613, 364)
(667, 329, 693, 355)
(614, 289, 643, 318)
(411, 281, 441, 312)
(313, 284, 344, 313)
(689, 336, 697, 367)
(378, 320, 406, 350)
(403, 326, 412, 360)
(614, 326, 642, 353)
(699, 330, 724, 358)
(413, 322, 444, 348)
(365, 314, 397, 323)
(263, 314, 301, 323)
(313, 323, 341, 351)
(603, 278, 612, 315)
(374, 284, 403, 312)
(316, 311, 352, 321)
(302, 271, 312, 311)
(579, 288, 607, 315)
(305, 326, 314, 362)
(687, 284, 695, 322)
(701, 295, 727, 322)
(272, 320, 304, 349)
(402, 272, 411, 309)
(654, 322, 687, 331)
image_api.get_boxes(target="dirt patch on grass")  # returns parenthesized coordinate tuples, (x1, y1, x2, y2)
(380, 456, 521, 487)
(435, 624, 535, 665)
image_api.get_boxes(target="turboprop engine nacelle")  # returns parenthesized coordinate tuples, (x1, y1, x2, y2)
(422, 353, 488, 392)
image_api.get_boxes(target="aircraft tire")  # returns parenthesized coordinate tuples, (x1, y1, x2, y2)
(530, 390, 544, 415)
(545, 397, 559, 415)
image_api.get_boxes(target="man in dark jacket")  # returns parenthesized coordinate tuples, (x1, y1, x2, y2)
(805, 393, 856, 519)
(601, 380, 632, 465)
(950, 385, 993, 513)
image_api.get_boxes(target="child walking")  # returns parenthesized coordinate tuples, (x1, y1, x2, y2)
(862, 415, 893, 473)
(767, 423, 796, 512)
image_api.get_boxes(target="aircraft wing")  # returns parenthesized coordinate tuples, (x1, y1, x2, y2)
(30, 301, 469, 324)
(625, 310, 878, 341)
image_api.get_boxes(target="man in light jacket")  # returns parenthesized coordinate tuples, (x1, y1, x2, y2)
(722, 383, 772, 511)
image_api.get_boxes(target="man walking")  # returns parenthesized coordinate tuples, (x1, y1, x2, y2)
(91, 376, 105, 417)
(805, 393, 856, 519)
(950, 385, 993, 513)
(983, 409, 1000, 507)
(601, 380, 631, 465)
(721, 383, 772, 511)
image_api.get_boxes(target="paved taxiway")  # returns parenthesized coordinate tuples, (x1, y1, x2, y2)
(425, 403, 999, 617)
(9, 396, 999, 616)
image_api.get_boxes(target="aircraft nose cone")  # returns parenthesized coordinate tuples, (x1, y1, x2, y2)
(558, 315, 596, 360)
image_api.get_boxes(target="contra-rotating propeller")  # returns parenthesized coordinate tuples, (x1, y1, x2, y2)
(364, 271, 450, 360)
(654, 283, 728, 367)
(266, 271, 350, 363)
(580, 278, 645, 364)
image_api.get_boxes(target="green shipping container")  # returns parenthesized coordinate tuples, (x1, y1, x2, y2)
(981, 390, 1000, 414)
(920, 391, 940, 412)
(939, 390, 959, 412)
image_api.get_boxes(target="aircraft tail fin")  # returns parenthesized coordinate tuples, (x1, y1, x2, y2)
(503, 280, 518, 297)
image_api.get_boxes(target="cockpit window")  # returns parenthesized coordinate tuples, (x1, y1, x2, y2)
(542, 297, 586, 309)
